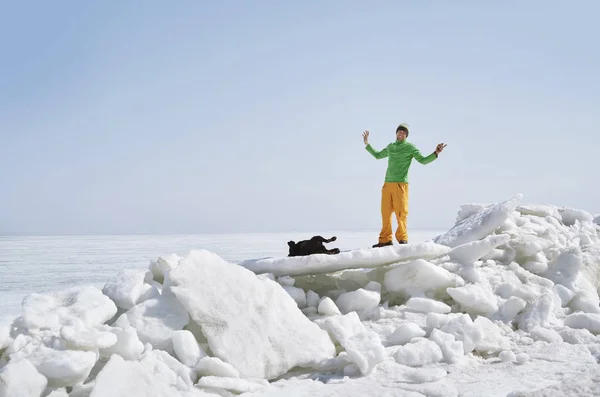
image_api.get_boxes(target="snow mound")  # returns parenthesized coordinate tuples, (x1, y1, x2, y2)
(1, 193, 599, 397)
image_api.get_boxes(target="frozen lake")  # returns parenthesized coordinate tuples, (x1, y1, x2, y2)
(0, 229, 443, 324)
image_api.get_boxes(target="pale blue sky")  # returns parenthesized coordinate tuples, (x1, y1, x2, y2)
(1, 1, 599, 235)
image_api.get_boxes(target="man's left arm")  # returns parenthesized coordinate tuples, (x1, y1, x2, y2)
(412, 143, 447, 164)
(412, 145, 437, 165)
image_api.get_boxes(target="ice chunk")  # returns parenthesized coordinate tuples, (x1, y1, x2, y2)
(46, 389, 69, 397)
(448, 234, 511, 264)
(456, 203, 490, 223)
(90, 354, 181, 397)
(195, 357, 239, 378)
(315, 311, 385, 375)
(114, 293, 189, 354)
(0, 358, 47, 397)
(102, 269, 148, 310)
(516, 203, 562, 220)
(99, 325, 145, 361)
(522, 260, 548, 274)
(387, 322, 426, 346)
(516, 292, 558, 332)
(439, 314, 483, 354)
(515, 352, 529, 364)
(195, 376, 270, 394)
(383, 259, 464, 298)
(71, 383, 97, 397)
(429, 329, 464, 363)
(20, 285, 117, 331)
(166, 249, 336, 380)
(447, 284, 499, 315)
(558, 207, 594, 226)
(509, 234, 555, 260)
(394, 338, 443, 367)
(530, 326, 562, 343)
(434, 194, 522, 247)
(149, 254, 182, 284)
(499, 350, 516, 362)
(172, 330, 207, 368)
(542, 246, 582, 288)
(564, 312, 600, 334)
(426, 312, 454, 330)
(136, 283, 161, 305)
(238, 241, 451, 277)
(405, 297, 451, 314)
(364, 281, 382, 292)
(335, 288, 380, 314)
(277, 276, 295, 286)
(556, 326, 599, 344)
(593, 214, 600, 226)
(10, 344, 97, 388)
(282, 286, 307, 309)
(498, 296, 527, 322)
(473, 316, 511, 353)
(317, 297, 342, 316)
(306, 290, 320, 308)
(138, 349, 196, 391)
(60, 325, 117, 351)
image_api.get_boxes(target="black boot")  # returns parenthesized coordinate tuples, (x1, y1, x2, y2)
(372, 241, 393, 248)
(398, 240, 408, 244)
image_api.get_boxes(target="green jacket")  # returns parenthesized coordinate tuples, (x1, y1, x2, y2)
(365, 140, 437, 183)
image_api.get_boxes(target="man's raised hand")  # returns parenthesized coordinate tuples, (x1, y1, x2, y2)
(362, 130, 370, 145)
(435, 143, 447, 155)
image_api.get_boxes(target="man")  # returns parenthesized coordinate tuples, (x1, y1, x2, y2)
(363, 123, 446, 247)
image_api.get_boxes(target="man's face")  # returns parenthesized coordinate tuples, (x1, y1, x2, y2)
(396, 129, 407, 141)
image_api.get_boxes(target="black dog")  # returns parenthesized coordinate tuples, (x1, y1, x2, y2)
(287, 236, 340, 257)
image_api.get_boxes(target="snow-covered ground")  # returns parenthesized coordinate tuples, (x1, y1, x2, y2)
(1, 193, 600, 397)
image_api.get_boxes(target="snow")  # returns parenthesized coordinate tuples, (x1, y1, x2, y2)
(1, 193, 600, 396)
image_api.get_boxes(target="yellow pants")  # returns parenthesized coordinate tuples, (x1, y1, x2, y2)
(379, 182, 409, 243)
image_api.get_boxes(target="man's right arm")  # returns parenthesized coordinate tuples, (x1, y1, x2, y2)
(365, 144, 388, 159)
